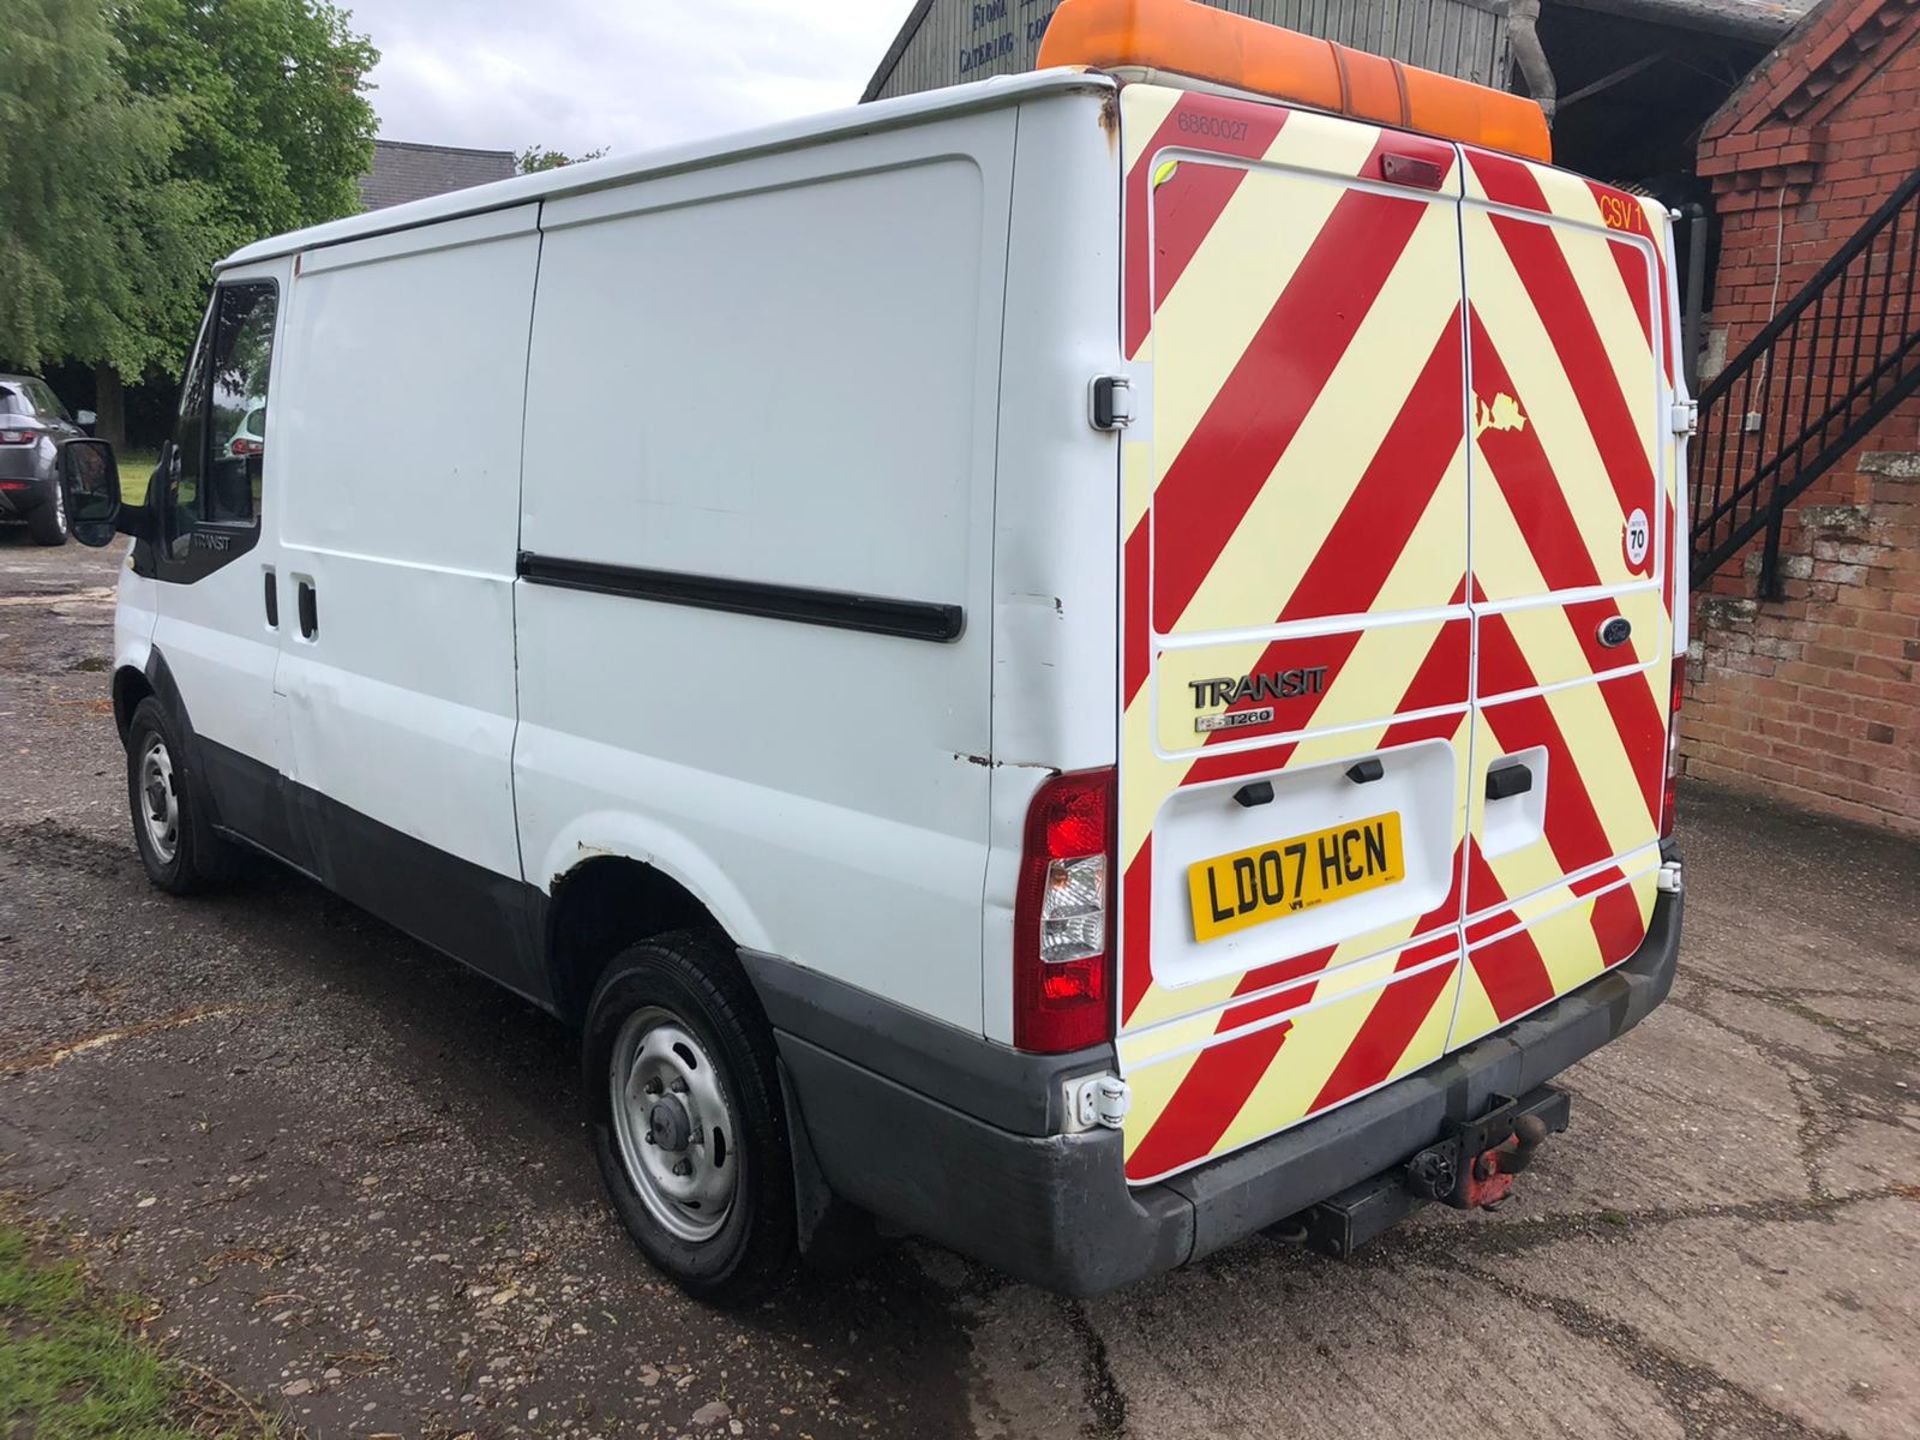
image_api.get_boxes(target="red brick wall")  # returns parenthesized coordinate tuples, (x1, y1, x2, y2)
(1685, 454, 1920, 834)
(1687, 0, 1920, 834)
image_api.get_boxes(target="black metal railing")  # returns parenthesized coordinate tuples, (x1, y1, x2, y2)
(1690, 166, 1920, 595)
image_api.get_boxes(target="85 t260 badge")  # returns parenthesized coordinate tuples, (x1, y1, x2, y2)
(1190, 665, 1329, 733)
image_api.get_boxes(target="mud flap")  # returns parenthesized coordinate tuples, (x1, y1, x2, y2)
(777, 1056, 883, 1272)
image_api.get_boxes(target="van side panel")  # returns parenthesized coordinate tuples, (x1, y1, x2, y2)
(980, 92, 1123, 1045)
(1451, 149, 1674, 1049)
(274, 208, 537, 908)
(515, 116, 1017, 1030)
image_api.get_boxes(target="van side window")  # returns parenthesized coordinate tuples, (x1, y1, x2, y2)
(205, 284, 276, 525)
(166, 281, 278, 557)
(166, 304, 215, 550)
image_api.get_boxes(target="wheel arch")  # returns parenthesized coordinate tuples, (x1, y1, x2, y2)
(110, 632, 165, 746)
(539, 820, 773, 1027)
(111, 665, 153, 744)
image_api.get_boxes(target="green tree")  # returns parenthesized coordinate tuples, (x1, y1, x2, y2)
(119, 0, 379, 244)
(517, 144, 609, 174)
(93, 0, 378, 442)
(0, 0, 212, 439)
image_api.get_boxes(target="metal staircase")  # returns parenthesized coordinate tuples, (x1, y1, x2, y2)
(1690, 167, 1920, 595)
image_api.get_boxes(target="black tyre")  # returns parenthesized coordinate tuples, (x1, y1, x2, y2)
(26, 482, 67, 545)
(125, 697, 237, 893)
(584, 929, 795, 1305)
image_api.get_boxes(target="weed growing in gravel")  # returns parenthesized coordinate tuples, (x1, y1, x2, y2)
(0, 1222, 280, 1439)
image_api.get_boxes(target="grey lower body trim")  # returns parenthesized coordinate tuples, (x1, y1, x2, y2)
(779, 1035, 1192, 1294)
(739, 951, 1111, 1136)
(766, 886, 1683, 1295)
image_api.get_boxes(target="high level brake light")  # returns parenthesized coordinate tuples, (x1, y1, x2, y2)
(1013, 768, 1116, 1053)
(1036, 0, 1553, 164)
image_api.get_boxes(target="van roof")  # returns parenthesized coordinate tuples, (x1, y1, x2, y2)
(219, 69, 1114, 272)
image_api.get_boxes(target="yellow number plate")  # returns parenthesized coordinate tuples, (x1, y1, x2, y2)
(1188, 813, 1405, 942)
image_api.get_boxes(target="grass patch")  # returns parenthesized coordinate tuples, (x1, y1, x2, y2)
(0, 1221, 280, 1439)
(116, 450, 161, 505)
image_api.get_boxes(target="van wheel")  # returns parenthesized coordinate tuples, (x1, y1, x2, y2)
(27, 483, 68, 545)
(125, 697, 236, 893)
(584, 930, 795, 1305)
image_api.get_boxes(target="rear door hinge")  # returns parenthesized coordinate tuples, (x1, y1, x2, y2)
(1090, 375, 1134, 431)
(1670, 399, 1698, 436)
(1066, 1073, 1132, 1132)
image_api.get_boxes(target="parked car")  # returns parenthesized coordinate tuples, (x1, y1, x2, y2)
(61, 0, 1689, 1305)
(0, 374, 93, 544)
(224, 400, 266, 459)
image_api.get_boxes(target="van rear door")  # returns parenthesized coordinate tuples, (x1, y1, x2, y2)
(1113, 86, 1476, 1185)
(1451, 148, 1675, 1048)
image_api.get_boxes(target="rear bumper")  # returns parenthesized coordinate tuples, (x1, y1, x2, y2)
(758, 882, 1683, 1296)
(0, 456, 52, 514)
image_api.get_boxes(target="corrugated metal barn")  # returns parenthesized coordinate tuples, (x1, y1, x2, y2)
(862, 0, 1515, 101)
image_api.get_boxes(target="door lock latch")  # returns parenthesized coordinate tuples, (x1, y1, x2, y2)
(1090, 375, 1134, 431)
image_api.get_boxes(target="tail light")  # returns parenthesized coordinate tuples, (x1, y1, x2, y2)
(0, 427, 39, 446)
(1013, 768, 1115, 1053)
(1661, 657, 1685, 838)
(231, 437, 263, 457)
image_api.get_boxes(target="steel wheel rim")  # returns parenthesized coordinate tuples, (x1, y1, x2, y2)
(609, 1006, 739, 1243)
(139, 736, 179, 864)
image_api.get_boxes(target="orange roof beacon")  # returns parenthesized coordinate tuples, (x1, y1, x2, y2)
(1038, 0, 1553, 163)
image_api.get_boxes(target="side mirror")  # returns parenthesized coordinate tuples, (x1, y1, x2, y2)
(58, 439, 121, 547)
(75, 409, 97, 432)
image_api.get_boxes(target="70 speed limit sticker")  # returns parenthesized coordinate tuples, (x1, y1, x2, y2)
(1624, 508, 1651, 570)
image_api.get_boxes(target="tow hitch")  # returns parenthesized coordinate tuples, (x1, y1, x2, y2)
(1405, 1086, 1568, 1210)
(1290, 1085, 1572, 1258)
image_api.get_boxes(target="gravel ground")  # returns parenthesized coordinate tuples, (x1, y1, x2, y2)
(2, 531, 1917, 1440)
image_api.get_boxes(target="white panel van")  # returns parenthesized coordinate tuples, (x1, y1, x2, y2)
(60, 4, 1688, 1303)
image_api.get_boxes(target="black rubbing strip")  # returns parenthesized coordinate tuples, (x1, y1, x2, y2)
(515, 552, 964, 643)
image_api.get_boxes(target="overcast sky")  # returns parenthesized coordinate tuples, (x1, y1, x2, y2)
(344, 0, 914, 160)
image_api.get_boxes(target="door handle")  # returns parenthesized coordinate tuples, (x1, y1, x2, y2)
(296, 579, 317, 640)
(263, 569, 278, 629)
(1487, 762, 1533, 801)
